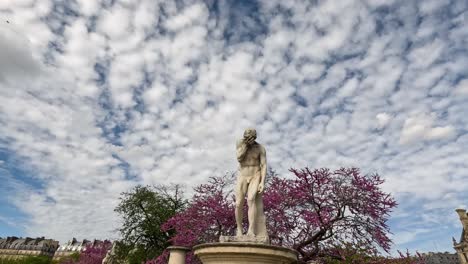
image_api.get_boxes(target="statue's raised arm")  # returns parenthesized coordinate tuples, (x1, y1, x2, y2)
(236, 139, 248, 162)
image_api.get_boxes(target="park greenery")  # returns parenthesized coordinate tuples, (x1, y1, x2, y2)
(110, 167, 422, 264)
(12, 167, 421, 264)
(0, 256, 53, 264)
(113, 185, 187, 264)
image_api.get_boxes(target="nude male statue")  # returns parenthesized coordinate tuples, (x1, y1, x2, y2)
(235, 128, 268, 238)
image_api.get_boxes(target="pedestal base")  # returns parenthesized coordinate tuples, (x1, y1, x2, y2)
(219, 235, 269, 244)
(167, 246, 190, 264)
(193, 242, 298, 264)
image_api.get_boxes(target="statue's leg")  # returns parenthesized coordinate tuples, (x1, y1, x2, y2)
(246, 178, 260, 236)
(235, 176, 248, 236)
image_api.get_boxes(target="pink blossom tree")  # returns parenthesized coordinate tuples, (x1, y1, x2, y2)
(266, 168, 397, 262)
(160, 168, 397, 263)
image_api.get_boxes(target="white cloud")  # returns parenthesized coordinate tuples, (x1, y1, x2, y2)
(419, 0, 448, 15)
(425, 126, 455, 140)
(0, 26, 42, 83)
(408, 39, 444, 69)
(165, 3, 208, 31)
(76, 0, 100, 16)
(365, 0, 396, 7)
(133, 0, 160, 31)
(98, 5, 132, 39)
(376, 113, 392, 128)
(399, 114, 433, 144)
(143, 82, 170, 107)
(393, 230, 419, 245)
(400, 113, 455, 144)
(454, 79, 468, 95)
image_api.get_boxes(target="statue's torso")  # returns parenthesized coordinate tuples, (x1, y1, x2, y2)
(239, 143, 262, 178)
(240, 143, 261, 166)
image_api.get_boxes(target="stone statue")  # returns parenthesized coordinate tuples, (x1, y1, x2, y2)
(197, 129, 297, 263)
(234, 128, 268, 240)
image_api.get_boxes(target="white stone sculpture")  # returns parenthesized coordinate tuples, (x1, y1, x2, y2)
(195, 129, 298, 263)
(233, 128, 268, 241)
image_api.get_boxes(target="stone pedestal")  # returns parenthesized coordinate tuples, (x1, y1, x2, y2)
(219, 235, 269, 244)
(193, 242, 298, 264)
(167, 246, 190, 264)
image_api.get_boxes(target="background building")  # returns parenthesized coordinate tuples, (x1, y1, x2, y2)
(421, 252, 459, 264)
(53, 237, 104, 260)
(0, 236, 59, 259)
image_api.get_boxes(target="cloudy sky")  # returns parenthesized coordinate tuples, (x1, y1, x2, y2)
(0, 0, 467, 254)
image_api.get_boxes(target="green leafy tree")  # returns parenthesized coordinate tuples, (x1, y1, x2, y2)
(0, 256, 52, 264)
(114, 184, 187, 264)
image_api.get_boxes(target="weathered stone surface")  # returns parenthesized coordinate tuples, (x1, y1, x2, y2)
(219, 235, 269, 244)
(194, 242, 298, 264)
(454, 208, 468, 264)
(235, 128, 268, 239)
(167, 246, 190, 264)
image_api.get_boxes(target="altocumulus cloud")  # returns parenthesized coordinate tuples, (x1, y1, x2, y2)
(0, 0, 467, 254)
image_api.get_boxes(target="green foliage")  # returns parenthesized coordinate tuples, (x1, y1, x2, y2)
(53, 252, 80, 264)
(114, 184, 187, 264)
(0, 255, 52, 264)
(121, 245, 148, 264)
(68, 252, 79, 262)
(318, 247, 424, 264)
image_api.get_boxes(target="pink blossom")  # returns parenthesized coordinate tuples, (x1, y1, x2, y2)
(157, 168, 398, 263)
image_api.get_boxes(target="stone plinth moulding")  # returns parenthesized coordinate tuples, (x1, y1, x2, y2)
(219, 235, 269, 244)
(193, 242, 298, 264)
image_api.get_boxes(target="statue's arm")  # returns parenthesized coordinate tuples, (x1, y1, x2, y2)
(259, 145, 267, 185)
(236, 140, 248, 162)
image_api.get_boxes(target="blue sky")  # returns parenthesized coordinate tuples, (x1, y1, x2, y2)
(0, 0, 468, 255)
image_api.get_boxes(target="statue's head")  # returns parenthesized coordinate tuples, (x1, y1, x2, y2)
(243, 128, 257, 140)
